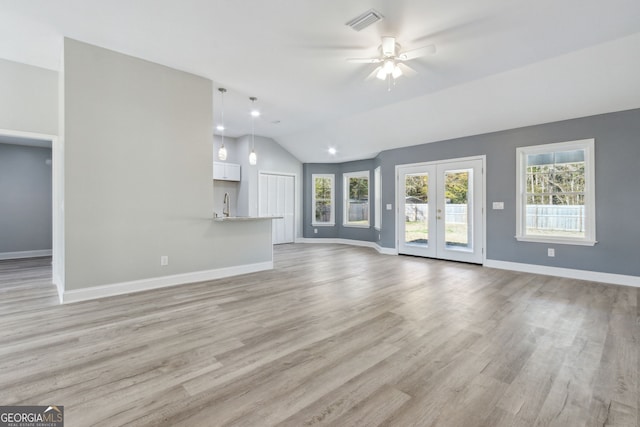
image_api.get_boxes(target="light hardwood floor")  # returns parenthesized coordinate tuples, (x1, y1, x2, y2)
(0, 244, 637, 426)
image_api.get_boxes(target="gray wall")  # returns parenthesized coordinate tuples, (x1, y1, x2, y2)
(304, 108, 640, 277)
(63, 39, 273, 291)
(0, 143, 52, 253)
(303, 159, 377, 242)
(0, 58, 58, 134)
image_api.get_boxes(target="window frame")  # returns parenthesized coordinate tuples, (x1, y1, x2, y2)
(374, 166, 381, 230)
(311, 173, 335, 226)
(343, 170, 370, 228)
(515, 138, 596, 246)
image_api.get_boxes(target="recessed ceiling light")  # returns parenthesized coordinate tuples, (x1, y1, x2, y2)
(216, 124, 225, 131)
(328, 147, 337, 155)
(251, 110, 260, 117)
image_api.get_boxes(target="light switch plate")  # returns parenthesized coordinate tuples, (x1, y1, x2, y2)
(492, 202, 504, 210)
(386, 204, 392, 210)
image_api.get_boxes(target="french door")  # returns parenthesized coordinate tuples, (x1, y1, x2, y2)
(397, 157, 484, 264)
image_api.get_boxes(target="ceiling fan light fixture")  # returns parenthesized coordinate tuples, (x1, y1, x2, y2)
(392, 65, 402, 79)
(383, 59, 395, 74)
(376, 67, 387, 80)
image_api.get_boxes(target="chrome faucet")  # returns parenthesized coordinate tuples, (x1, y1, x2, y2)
(223, 192, 230, 217)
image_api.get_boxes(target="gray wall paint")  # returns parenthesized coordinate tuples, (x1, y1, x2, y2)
(63, 39, 272, 290)
(304, 108, 640, 277)
(303, 159, 377, 242)
(0, 143, 52, 253)
(0, 58, 58, 134)
(236, 135, 303, 238)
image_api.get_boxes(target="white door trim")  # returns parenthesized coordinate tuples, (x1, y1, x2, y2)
(0, 128, 63, 300)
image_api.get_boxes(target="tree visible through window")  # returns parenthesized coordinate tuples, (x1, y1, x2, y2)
(312, 174, 334, 225)
(344, 171, 370, 227)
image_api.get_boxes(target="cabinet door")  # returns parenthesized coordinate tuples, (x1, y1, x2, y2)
(213, 162, 241, 181)
(226, 163, 241, 181)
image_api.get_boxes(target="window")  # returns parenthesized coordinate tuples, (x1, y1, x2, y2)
(374, 166, 381, 230)
(312, 174, 335, 226)
(516, 139, 596, 245)
(344, 171, 370, 227)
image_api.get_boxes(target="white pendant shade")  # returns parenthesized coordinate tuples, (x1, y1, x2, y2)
(249, 149, 257, 165)
(218, 145, 227, 161)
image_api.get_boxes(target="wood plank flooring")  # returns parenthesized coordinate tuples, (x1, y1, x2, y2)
(0, 244, 637, 426)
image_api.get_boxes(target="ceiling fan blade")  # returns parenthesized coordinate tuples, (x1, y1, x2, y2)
(397, 62, 417, 77)
(347, 57, 383, 64)
(365, 66, 382, 81)
(398, 44, 436, 61)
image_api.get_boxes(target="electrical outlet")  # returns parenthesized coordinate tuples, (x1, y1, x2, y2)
(160, 255, 169, 266)
(314, 228, 318, 234)
(547, 248, 555, 257)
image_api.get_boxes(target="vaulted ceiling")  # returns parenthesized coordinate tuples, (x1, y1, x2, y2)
(1, 0, 639, 162)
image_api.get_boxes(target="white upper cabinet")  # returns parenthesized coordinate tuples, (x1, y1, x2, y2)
(213, 162, 241, 181)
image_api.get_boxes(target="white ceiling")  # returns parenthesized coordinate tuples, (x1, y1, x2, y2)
(1, 0, 639, 162)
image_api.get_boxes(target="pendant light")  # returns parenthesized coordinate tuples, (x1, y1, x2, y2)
(249, 96, 258, 166)
(217, 88, 228, 161)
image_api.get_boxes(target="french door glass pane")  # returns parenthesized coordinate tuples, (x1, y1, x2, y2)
(444, 170, 471, 249)
(404, 173, 429, 246)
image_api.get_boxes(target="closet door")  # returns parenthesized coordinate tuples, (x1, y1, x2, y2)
(258, 173, 295, 244)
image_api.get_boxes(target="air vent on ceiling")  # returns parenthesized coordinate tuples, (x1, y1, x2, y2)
(345, 9, 384, 32)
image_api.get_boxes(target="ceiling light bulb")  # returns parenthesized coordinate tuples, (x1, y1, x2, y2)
(251, 110, 260, 117)
(216, 124, 225, 131)
(218, 145, 227, 161)
(328, 147, 337, 155)
(392, 65, 403, 79)
(249, 149, 257, 165)
(376, 67, 387, 80)
(383, 60, 395, 74)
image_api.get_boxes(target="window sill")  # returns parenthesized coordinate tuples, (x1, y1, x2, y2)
(343, 224, 371, 229)
(312, 223, 335, 227)
(515, 236, 597, 246)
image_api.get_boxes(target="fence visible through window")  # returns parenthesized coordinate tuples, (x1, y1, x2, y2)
(404, 203, 585, 233)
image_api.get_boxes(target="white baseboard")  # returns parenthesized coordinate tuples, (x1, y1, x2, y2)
(484, 259, 640, 288)
(61, 261, 273, 304)
(295, 237, 397, 256)
(0, 249, 52, 260)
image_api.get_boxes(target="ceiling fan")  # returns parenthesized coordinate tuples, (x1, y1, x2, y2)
(347, 36, 436, 85)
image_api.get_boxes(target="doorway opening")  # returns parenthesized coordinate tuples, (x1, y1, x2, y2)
(0, 129, 62, 297)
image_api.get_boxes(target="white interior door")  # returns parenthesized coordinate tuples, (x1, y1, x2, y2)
(398, 158, 483, 264)
(259, 173, 295, 244)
